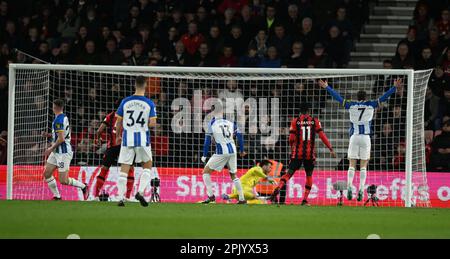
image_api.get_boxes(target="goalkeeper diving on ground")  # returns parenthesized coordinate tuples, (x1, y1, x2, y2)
(222, 160, 276, 204)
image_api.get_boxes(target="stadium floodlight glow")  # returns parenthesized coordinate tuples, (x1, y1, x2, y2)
(6, 64, 432, 207)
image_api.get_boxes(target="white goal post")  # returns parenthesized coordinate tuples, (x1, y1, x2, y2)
(6, 64, 433, 207)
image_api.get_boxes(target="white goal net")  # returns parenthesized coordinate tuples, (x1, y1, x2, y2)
(6, 65, 433, 207)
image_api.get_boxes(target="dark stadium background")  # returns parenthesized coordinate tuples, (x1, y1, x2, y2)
(0, 0, 448, 172)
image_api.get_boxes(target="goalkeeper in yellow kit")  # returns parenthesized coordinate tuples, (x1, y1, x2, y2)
(222, 160, 275, 204)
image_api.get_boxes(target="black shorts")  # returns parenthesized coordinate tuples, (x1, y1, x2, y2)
(102, 145, 121, 168)
(288, 159, 315, 173)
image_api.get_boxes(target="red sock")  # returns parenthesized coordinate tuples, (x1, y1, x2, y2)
(126, 167, 135, 199)
(278, 174, 292, 190)
(304, 176, 313, 201)
(95, 167, 110, 197)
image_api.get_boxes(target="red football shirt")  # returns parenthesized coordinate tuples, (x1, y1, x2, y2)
(103, 111, 119, 148)
(289, 114, 323, 160)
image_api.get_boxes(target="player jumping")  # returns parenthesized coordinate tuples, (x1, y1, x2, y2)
(43, 99, 89, 200)
(318, 78, 399, 202)
(222, 160, 276, 204)
(200, 115, 247, 204)
(270, 103, 335, 206)
(115, 76, 157, 207)
(94, 99, 135, 200)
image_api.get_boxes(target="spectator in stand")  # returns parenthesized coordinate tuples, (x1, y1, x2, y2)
(324, 25, 348, 68)
(424, 87, 441, 131)
(261, 4, 278, 36)
(221, 8, 237, 35)
(308, 42, 332, 68)
(424, 27, 446, 60)
(439, 86, 450, 122)
(413, 2, 434, 40)
(285, 4, 302, 36)
(435, 9, 450, 38)
(429, 120, 450, 172)
(392, 42, 415, 69)
(415, 46, 436, 70)
(402, 26, 422, 59)
(239, 46, 260, 67)
(297, 17, 317, 58)
(239, 5, 259, 39)
(206, 25, 225, 57)
(259, 46, 281, 68)
(73, 26, 89, 55)
(440, 48, 450, 76)
(160, 26, 180, 57)
(101, 38, 125, 65)
(37, 41, 52, 63)
(127, 41, 149, 66)
(190, 43, 218, 67)
(138, 25, 155, 54)
(428, 65, 449, 98)
(219, 46, 238, 67)
(77, 40, 100, 65)
(166, 40, 189, 66)
(57, 7, 80, 41)
(181, 22, 205, 56)
(283, 41, 307, 68)
(225, 25, 248, 57)
(218, 0, 249, 14)
(248, 29, 268, 59)
(269, 24, 292, 60)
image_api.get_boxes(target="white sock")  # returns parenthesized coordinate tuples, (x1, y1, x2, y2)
(68, 178, 86, 189)
(359, 167, 367, 192)
(233, 178, 244, 201)
(347, 167, 355, 190)
(138, 168, 152, 194)
(202, 173, 214, 197)
(46, 176, 60, 198)
(117, 172, 128, 201)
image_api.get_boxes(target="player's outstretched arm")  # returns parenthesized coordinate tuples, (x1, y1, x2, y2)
(201, 134, 212, 163)
(315, 118, 336, 158)
(378, 78, 400, 104)
(318, 79, 345, 105)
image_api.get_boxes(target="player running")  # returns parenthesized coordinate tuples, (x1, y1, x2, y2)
(222, 160, 276, 204)
(43, 99, 88, 200)
(318, 78, 399, 201)
(200, 115, 246, 204)
(270, 103, 335, 206)
(115, 76, 157, 207)
(93, 99, 135, 200)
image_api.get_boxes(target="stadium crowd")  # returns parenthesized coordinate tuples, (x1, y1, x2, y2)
(0, 0, 448, 172)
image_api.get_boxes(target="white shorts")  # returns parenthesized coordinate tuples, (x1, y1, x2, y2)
(47, 152, 73, 173)
(118, 146, 153, 165)
(348, 135, 371, 160)
(206, 153, 237, 174)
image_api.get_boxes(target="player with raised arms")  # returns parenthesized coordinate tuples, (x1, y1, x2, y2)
(115, 76, 157, 207)
(43, 99, 88, 200)
(200, 112, 247, 204)
(222, 160, 276, 204)
(93, 99, 135, 200)
(270, 102, 335, 206)
(318, 78, 400, 201)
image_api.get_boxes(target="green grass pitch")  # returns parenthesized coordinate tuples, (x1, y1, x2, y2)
(0, 201, 449, 239)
